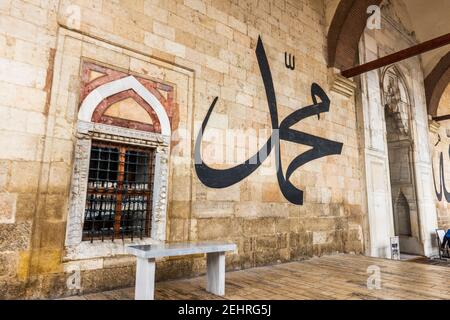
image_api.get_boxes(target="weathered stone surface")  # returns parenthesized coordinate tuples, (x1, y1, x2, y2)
(0, 278, 28, 299)
(0, 192, 17, 223)
(8, 162, 41, 193)
(14, 193, 36, 222)
(81, 266, 135, 293)
(0, 251, 18, 278)
(0, 221, 31, 251)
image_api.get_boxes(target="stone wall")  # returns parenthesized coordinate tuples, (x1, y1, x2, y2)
(0, 0, 366, 298)
(0, 0, 60, 298)
(430, 83, 450, 230)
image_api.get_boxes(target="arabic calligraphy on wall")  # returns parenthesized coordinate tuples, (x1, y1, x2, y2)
(433, 148, 450, 202)
(194, 36, 343, 205)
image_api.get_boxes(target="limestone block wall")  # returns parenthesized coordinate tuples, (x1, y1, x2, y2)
(0, 0, 61, 298)
(0, 0, 366, 298)
(430, 84, 450, 230)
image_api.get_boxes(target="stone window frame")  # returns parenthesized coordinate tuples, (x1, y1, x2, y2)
(65, 76, 171, 260)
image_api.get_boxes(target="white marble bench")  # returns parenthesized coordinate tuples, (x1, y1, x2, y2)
(126, 241, 237, 300)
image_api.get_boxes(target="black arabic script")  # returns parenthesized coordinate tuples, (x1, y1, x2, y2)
(194, 36, 343, 205)
(433, 148, 450, 202)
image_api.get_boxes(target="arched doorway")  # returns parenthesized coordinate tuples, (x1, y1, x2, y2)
(382, 66, 422, 254)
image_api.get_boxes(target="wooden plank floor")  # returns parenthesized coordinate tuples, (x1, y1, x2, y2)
(62, 254, 450, 300)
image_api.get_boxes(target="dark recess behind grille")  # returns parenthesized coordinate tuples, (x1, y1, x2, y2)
(83, 141, 155, 242)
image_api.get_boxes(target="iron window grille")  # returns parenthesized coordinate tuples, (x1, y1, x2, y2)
(82, 141, 155, 242)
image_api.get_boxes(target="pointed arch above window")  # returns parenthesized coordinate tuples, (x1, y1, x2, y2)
(78, 75, 171, 136)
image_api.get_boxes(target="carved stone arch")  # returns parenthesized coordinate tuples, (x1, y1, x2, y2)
(381, 65, 412, 105)
(90, 90, 162, 133)
(381, 65, 412, 135)
(78, 75, 171, 136)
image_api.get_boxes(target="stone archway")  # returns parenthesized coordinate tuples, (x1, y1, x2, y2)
(327, 0, 382, 70)
(382, 65, 422, 254)
(425, 51, 450, 117)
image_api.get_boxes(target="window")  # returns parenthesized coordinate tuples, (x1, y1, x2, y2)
(82, 141, 155, 242)
(66, 71, 172, 255)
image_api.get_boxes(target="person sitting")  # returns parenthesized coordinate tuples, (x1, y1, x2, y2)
(441, 229, 450, 249)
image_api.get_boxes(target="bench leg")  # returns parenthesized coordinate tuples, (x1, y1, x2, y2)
(206, 251, 225, 296)
(135, 257, 156, 300)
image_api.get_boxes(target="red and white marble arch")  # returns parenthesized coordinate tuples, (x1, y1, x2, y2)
(78, 75, 172, 136)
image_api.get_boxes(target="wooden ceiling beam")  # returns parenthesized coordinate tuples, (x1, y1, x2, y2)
(341, 33, 450, 78)
(432, 114, 450, 122)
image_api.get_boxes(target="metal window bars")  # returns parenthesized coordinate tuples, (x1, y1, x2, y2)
(82, 141, 155, 242)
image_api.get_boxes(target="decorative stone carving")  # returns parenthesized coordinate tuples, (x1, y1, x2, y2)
(382, 66, 411, 135)
(328, 67, 357, 98)
(78, 76, 171, 136)
(151, 148, 169, 241)
(65, 137, 91, 246)
(65, 73, 172, 260)
(77, 121, 170, 146)
(428, 117, 440, 134)
(65, 124, 170, 258)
